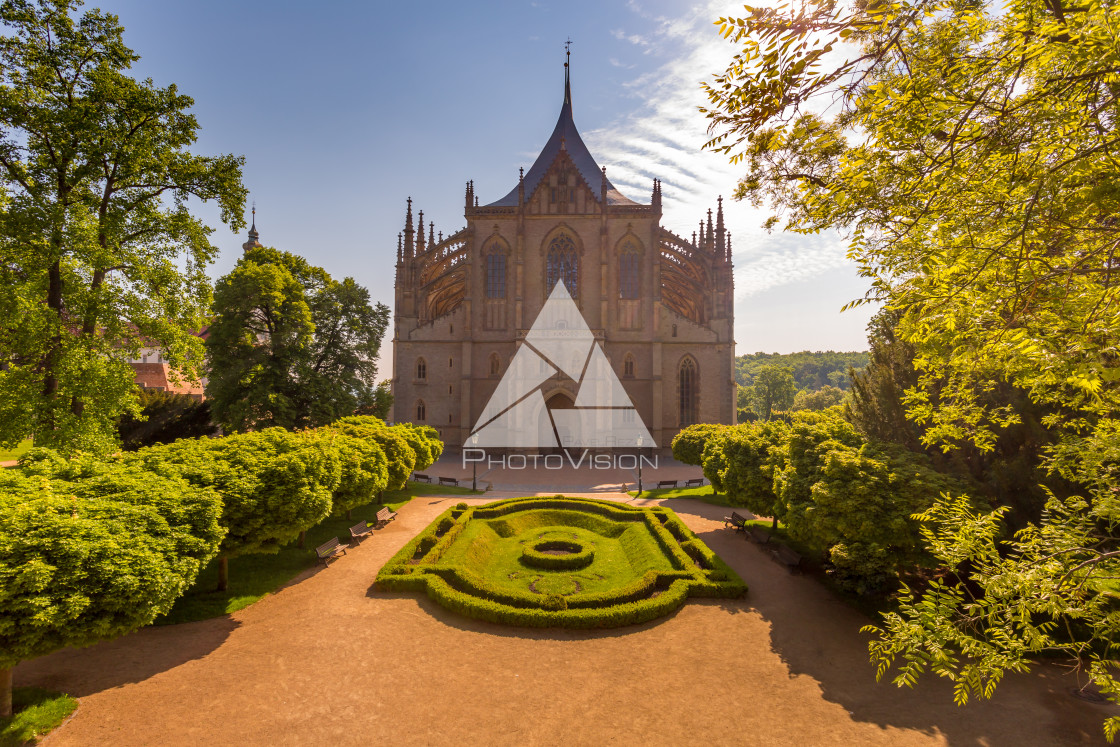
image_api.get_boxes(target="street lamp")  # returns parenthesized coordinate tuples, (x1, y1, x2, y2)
(470, 432, 479, 492)
(636, 434, 643, 497)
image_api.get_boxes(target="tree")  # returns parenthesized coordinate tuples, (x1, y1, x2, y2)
(792, 386, 846, 411)
(125, 428, 341, 590)
(117, 389, 218, 450)
(334, 416, 417, 491)
(708, 420, 789, 527)
(746, 365, 796, 420)
(205, 247, 390, 432)
(0, 450, 224, 716)
(0, 0, 245, 454)
(703, 0, 1120, 735)
(671, 423, 731, 466)
(323, 429, 388, 520)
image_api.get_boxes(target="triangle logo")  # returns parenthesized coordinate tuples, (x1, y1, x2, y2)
(469, 281, 655, 448)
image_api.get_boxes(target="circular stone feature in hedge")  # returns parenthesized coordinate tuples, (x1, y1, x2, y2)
(375, 496, 748, 629)
(521, 539, 594, 570)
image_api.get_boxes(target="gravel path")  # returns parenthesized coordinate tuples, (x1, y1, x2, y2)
(16, 494, 1117, 746)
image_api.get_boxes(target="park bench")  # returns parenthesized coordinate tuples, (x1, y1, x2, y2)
(438, 476, 459, 487)
(684, 477, 705, 488)
(747, 525, 772, 545)
(413, 473, 431, 483)
(349, 520, 373, 544)
(656, 479, 678, 489)
(724, 511, 749, 533)
(374, 506, 397, 528)
(315, 537, 347, 566)
(772, 543, 802, 573)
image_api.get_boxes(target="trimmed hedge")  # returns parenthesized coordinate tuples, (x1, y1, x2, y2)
(376, 496, 746, 628)
(521, 540, 595, 570)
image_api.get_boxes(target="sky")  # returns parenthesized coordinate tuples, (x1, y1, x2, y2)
(99, 0, 877, 376)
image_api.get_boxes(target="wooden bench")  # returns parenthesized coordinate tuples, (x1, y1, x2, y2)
(773, 543, 802, 573)
(412, 473, 431, 483)
(747, 525, 772, 545)
(315, 537, 347, 566)
(374, 506, 397, 528)
(438, 476, 458, 487)
(656, 480, 678, 489)
(684, 477, 704, 488)
(349, 520, 373, 544)
(724, 511, 749, 532)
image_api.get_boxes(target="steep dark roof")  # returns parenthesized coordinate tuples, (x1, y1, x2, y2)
(487, 68, 639, 207)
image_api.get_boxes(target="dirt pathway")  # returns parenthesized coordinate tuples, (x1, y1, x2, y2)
(16, 494, 1116, 746)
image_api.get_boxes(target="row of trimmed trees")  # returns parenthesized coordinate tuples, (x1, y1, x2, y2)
(0, 416, 440, 717)
(673, 410, 964, 594)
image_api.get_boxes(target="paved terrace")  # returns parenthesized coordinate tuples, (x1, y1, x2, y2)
(15, 490, 1117, 745)
(424, 450, 702, 493)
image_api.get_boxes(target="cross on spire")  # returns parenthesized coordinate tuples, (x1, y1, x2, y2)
(565, 37, 572, 68)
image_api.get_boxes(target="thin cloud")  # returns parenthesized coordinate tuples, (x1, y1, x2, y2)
(590, 1, 857, 302)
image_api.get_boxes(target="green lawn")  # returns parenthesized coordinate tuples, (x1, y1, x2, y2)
(0, 439, 32, 463)
(628, 484, 736, 506)
(0, 688, 78, 746)
(156, 481, 479, 625)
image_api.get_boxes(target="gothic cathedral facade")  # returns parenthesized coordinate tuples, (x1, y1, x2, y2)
(391, 65, 735, 451)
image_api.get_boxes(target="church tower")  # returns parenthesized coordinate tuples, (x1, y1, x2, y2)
(391, 54, 735, 450)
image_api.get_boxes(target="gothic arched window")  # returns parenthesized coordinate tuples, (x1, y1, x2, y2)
(546, 234, 579, 297)
(416, 399, 427, 422)
(416, 357, 427, 380)
(623, 354, 635, 378)
(619, 244, 640, 299)
(679, 357, 698, 426)
(486, 251, 506, 299)
(489, 353, 501, 377)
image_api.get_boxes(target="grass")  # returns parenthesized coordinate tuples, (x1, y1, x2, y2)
(0, 688, 78, 746)
(156, 481, 480, 625)
(0, 439, 32, 463)
(628, 484, 737, 507)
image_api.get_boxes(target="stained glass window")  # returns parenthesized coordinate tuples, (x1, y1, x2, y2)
(546, 235, 578, 297)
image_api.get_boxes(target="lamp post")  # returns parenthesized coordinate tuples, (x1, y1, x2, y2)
(470, 433, 479, 492)
(636, 434, 643, 497)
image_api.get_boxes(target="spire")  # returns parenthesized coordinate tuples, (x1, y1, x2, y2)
(486, 47, 638, 208)
(706, 208, 715, 250)
(716, 196, 726, 256)
(403, 197, 415, 258)
(429, 222, 435, 248)
(397, 233, 402, 263)
(417, 210, 425, 253)
(242, 202, 262, 252)
(564, 37, 572, 109)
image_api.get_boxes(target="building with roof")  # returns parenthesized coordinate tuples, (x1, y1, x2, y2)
(391, 57, 735, 450)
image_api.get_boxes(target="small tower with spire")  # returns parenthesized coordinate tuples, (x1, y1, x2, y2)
(242, 203, 263, 252)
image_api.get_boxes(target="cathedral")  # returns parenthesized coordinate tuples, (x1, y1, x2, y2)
(391, 59, 735, 451)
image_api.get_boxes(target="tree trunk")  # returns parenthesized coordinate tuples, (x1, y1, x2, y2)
(217, 556, 229, 592)
(298, 531, 306, 549)
(772, 515, 778, 530)
(346, 508, 352, 520)
(0, 666, 11, 718)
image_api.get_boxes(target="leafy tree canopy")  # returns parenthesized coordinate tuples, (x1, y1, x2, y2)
(703, 0, 1120, 735)
(0, 0, 246, 454)
(736, 351, 867, 391)
(205, 246, 390, 432)
(0, 448, 224, 715)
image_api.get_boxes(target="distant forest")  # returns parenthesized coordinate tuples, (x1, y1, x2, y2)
(735, 351, 869, 391)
